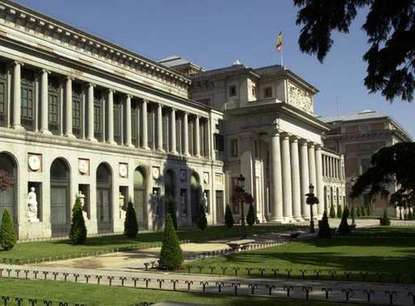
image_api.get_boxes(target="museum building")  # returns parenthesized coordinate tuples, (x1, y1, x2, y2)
(0, 0, 345, 240)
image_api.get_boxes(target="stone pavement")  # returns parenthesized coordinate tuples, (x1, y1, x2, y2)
(0, 263, 414, 305)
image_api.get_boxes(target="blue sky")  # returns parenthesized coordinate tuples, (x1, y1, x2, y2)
(15, 0, 415, 137)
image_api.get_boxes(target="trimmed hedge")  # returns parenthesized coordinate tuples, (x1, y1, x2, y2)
(124, 201, 138, 238)
(0, 210, 16, 250)
(159, 214, 184, 270)
(69, 197, 87, 245)
(225, 204, 234, 228)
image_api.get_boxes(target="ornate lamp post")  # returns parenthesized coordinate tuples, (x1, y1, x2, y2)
(237, 174, 247, 238)
(306, 184, 319, 233)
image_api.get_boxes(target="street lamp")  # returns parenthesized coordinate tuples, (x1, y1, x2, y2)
(306, 184, 319, 233)
(237, 174, 247, 238)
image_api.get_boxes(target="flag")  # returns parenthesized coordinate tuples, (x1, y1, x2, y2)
(275, 32, 283, 52)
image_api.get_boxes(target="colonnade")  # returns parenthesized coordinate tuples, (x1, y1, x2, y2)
(270, 131, 324, 222)
(322, 153, 344, 180)
(8, 61, 209, 158)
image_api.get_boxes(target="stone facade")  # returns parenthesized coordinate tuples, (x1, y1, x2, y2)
(322, 110, 412, 216)
(0, 0, 225, 240)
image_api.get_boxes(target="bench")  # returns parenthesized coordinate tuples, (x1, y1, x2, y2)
(226, 239, 255, 252)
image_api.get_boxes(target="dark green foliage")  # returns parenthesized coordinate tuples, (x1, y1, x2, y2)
(224, 204, 234, 228)
(366, 206, 371, 216)
(159, 214, 184, 270)
(164, 196, 177, 230)
(408, 210, 414, 220)
(336, 205, 342, 219)
(329, 204, 336, 218)
(0, 210, 16, 250)
(294, 0, 415, 101)
(124, 201, 138, 238)
(246, 203, 255, 226)
(350, 206, 356, 224)
(318, 211, 331, 239)
(196, 201, 207, 231)
(380, 209, 391, 226)
(69, 197, 87, 245)
(338, 207, 351, 235)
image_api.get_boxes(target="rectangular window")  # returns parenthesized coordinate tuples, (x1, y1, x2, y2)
(21, 70, 35, 131)
(214, 134, 224, 151)
(231, 139, 238, 157)
(48, 78, 60, 135)
(94, 93, 103, 141)
(251, 85, 256, 97)
(229, 85, 237, 97)
(264, 86, 273, 98)
(72, 85, 82, 138)
(131, 101, 139, 147)
(0, 63, 7, 127)
(113, 98, 123, 145)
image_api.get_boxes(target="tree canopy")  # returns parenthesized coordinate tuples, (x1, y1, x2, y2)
(350, 142, 415, 204)
(294, 0, 415, 101)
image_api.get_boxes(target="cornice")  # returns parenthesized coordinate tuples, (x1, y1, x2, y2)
(0, 0, 191, 89)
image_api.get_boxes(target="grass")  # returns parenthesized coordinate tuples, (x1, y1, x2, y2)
(0, 224, 302, 263)
(0, 278, 366, 306)
(185, 226, 415, 283)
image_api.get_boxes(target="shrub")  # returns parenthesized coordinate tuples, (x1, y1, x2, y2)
(197, 201, 207, 231)
(246, 203, 255, 226)
(69, 197, 87, 245)
(329, 204, 336, 218)
(361, 206, 366, 217)
(159, 214, 184, 270)
(350, 206, 356, 224)
(336, 205, 343, 219)
(164, 196, 177, 230)
(366, 206, 371, 216)
(338, 207, 351, 235)
(318, 211, 331, 239)
(379, 209, 391, 226)
(224, 204, 234, 228)
(408, 210, 414, 220)
(0, 210, 16, 250)
(124, 201, 138, 238)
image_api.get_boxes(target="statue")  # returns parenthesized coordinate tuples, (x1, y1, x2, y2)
(202, 192, 208, 211)
(27, 187, 39, 223)
(79, 191, 88, 220)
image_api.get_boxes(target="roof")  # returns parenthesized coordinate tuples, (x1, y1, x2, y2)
(321, 110, 388, 123)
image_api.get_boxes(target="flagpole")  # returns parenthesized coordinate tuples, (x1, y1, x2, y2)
(280, 47, 284, 68)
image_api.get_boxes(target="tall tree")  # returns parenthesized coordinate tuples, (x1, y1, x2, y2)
(294, 0, 415, 101)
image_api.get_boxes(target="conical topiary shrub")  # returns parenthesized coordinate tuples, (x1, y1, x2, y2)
(197, 201, 207, 230)
(69, 196, 87, 245)
(350, 206, 356, 224)
(0, 210, 16, 250)
(246, 203, 255, 226)
(318, 211, 331, 239)
(336, 205, 343, 219)
(379, 209, 391, 226)
(124, 201, 138, 238)
(225, 204, 234, 228)
(159, 214, 184, 270)
(164, 196, 177, 230)
(338, 207, 351, 235)
(329, 204, 336, 218)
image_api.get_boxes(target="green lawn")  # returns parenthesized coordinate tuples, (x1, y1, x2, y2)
(0, 278, 366, 306)
(185, 227, 415, 283)
(0, 224, 301, 264)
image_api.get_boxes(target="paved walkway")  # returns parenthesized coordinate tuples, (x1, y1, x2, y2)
(0, 263, 414, 305)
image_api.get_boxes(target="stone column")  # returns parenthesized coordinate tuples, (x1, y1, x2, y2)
(281, 133, 292, 220)
(291, 137, 302, 221)
(183, 112, 189, 156)
(107, 89, 115, 144)
(315, 145, 324, 215)
(40, 69, 51, 134)
(125, 94, 133, 147)
(157, 103, 163, 151)
(270, 131, 283, 222)
(87, 83, 96, 141)
(170, 108, 177, 154)
(142, 100, 149, 149)
(65, 76, 75, 138)
(12, 61, 22, 129)
(308, 143, 316, 216)
(300, 140, 310, 219)
(195, 115, 201, 157)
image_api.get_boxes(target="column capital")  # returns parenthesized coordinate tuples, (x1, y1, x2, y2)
(13, 60, 24, 67)
(107, 88, 115, 94)
(290, 135, 299, 142)
(126, 93, 132, 99)
(41, 68, 50, 74)
(308, 142, 315, 148)
(88, 82, 96, 88)
(281, 131, 291, 139)
(66, 75, 74, 81)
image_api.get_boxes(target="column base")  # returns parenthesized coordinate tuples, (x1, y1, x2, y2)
(40, 129, 52, 135)
(126, 143, 134, 148)
(143, 146, 150, 151)
(65, 133, 76, 139)
(107, 140, 117, 146)
(88, 137, 98, 142)
(13, 125, 24, 131)
(269, 217, 284, 223)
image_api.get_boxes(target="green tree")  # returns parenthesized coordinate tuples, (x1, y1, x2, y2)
(350, 206, 356, 224)
(224, 204, 234, 228)
(336, 205, 343, 219)
(380, 209, 391, 226)
(164, 195, 177, 230)
(294, 0, 415, 101)
(69, 197, 87, 245)
(124, 201, 138, 238)
(159, 214, 184, 270)
(318, 211, 331, 239)
(197, 201, 207, 231)
(246, 203, 255, 226)
(338, 207, 351, 235)
(329, 204, 336, 218)
(0, 210, 16, 250)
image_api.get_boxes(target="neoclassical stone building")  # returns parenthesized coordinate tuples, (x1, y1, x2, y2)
(160, 57, 346, 223)
(0, 1, 224, 240)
